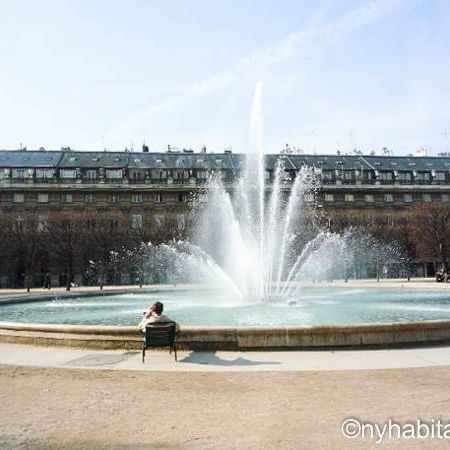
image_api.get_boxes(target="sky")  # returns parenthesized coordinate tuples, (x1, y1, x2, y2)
(1, 0, 450, 155)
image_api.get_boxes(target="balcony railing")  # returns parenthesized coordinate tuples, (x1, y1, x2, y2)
(129, 178, 145, 184)
(106, 178, 123, 184)
(34, 177, 53, 184)
(83, 177, 100, 183)
(173, 179, 190, 184)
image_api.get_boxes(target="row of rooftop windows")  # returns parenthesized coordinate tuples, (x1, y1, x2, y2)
(0, 168, 206, 180)
(1, 167, 449, 185)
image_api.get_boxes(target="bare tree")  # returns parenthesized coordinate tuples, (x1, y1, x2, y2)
(409, 203, 450, 271)
(47, 212, 84, 291)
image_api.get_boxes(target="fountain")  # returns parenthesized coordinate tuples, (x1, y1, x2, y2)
(3, 83, 450, 349)
(151, 82, 350, 304)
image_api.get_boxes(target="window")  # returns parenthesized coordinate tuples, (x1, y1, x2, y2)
(130, 171, 144, 181)
(324, 193, 334, 202)
(322, 171, 334, 181)
(441, 193, 449, 202)
(176, 193, 185, 203)
(343, 171, 353, 181)
(397, 172, 412, 182)
(13, 193, 24, 203)
(344, 194, 354, 202)
(154, 193, 164, 203)
(403, 193, 413, 203)
(379, 172, 393, 182)
(108, 218, 119, 229)
(85, 169, 97, 180)
(422, 193, 431, 202)
(109, 193, 120, 203)
(131, 214, 142, 229)
(151, 170, 167, 179)
(174, 170, 189, 180)
(85, 193, 97, 203)
(154, 214, 165, 228)
(364, 194, 374, 203)
(435, 172, 446, 182)
(61, 193, 73, 203)
(85, 218, 96, 229)
(177, 214, 186, 230)
(60, 169, 77, 179)
(416, 172, 430, 182)
(196, 170, 208, 179)
(12, 168, 27, 179)
(37, 193, 49, 203)
(384, 193, 394, 203)
(131, 193, 143, 203)
(36, 168, 53, 179)
(13, 217, 23, 231)
(37, 216, 48, 232)
(106, 169, 122, 179)
(387, 215, 394, 227)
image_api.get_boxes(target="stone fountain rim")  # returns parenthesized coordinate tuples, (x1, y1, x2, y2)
(2, 288, 450, 349)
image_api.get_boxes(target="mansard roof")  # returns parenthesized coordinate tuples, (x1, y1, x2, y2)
(0, 150, 62, 167)
(58, 151, 129, 168)
(1, 149, 450, 172)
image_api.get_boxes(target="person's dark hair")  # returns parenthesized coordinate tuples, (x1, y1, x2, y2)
(153, 301, 164, 315)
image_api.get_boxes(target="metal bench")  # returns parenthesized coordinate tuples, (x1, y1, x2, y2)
(142, 322, 178, 363)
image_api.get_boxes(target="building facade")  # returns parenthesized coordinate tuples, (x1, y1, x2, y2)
(1, 149, 450, 287)
(2, 149, 450, 217)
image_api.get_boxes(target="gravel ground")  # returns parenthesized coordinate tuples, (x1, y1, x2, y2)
(1, 364, 450, 449)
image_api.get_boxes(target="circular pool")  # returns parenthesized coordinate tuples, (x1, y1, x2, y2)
(3, 287, 450, 327)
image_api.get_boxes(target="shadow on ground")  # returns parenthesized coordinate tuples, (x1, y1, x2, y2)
(179, 351, 280, 366)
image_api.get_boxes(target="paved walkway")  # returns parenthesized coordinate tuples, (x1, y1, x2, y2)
(1, 277, 450, 298)
(2, 342, 450, 372)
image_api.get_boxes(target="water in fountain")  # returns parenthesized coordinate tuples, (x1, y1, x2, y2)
(190, 82, 348, 302)
(126, 82, 384, 304)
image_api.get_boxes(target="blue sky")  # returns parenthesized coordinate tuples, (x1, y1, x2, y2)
(1, 0, 450, 155)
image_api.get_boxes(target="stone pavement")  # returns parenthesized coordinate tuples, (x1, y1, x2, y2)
(1, 342, 450, 372)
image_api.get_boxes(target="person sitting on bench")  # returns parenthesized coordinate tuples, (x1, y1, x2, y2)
(138, 301, 178, 333)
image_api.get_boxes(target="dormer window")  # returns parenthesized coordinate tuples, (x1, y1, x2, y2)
(60, 169, 77, 178)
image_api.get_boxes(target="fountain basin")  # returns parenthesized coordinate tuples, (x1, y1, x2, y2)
(2, 286, 450, 349)
(2, 320, 450, 350)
